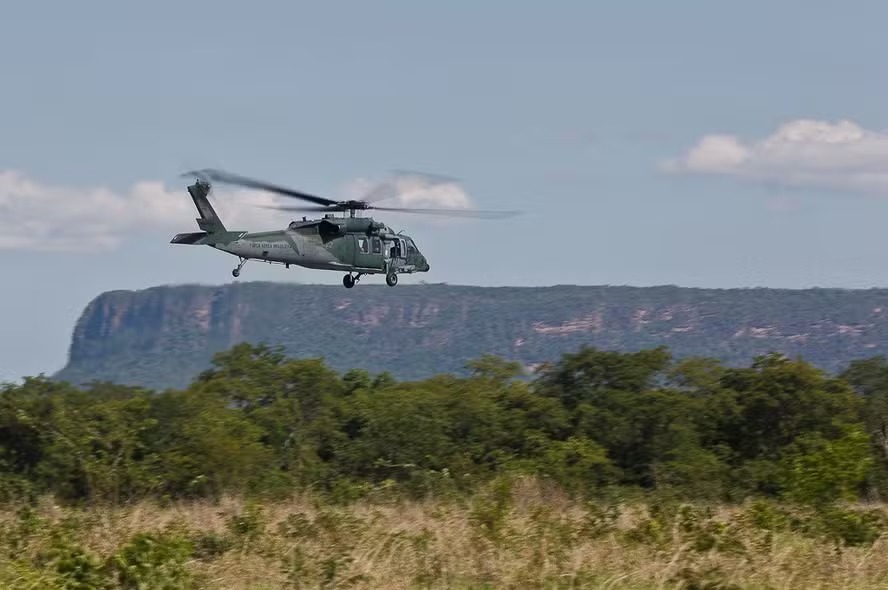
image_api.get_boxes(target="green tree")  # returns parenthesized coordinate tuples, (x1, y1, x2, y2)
(781, 426, 874, 506)
(534, 436, 618, 493)
(36, 387, 160, 503)
(711, 354, 867, 497)
(841, 356, 888, 497)
(534, 346, 672, 411)
(196, 344, 345, 486)
(465, 355, 525, 382)
(842, 356, 888, 461)
(148, 389, 276, 498)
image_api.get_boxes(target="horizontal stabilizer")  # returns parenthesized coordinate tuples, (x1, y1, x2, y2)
(171, 230, 247, 246)
(170, 231, 209, 245)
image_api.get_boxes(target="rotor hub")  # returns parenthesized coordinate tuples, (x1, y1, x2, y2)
(339, 200, 371, 211)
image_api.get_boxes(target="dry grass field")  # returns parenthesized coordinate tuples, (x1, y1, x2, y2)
(0, 478, 886, 589)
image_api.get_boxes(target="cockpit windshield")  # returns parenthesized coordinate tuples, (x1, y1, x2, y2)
(406, 238, 417, 254)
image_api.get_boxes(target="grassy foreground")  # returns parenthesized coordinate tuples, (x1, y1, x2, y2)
(1, 479, 887, 589)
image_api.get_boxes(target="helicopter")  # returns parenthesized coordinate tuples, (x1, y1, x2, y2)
(170, 168, 520, 288)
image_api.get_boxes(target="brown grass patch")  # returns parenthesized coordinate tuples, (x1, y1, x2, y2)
(0, 480, 887, 589)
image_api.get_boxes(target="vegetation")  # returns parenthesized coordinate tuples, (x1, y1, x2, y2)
(55, 282, 888, 390)
(7, 343, 888, 587)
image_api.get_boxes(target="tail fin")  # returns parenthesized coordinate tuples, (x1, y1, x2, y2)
(188, 180, 227, 233)
(171, 179, 247, 246)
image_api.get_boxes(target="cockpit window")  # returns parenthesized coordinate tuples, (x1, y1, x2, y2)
(406, 238, 417, 254)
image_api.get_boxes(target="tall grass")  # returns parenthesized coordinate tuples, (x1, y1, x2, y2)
(0, 477, 886, 589)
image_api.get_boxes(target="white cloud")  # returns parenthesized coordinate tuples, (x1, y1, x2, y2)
(0, 169, 478, 253)
(343, 171, 474, 210)
(663, 119, 888, 195)
(0, 170, 282, 252)
(339, 172, 479, 227)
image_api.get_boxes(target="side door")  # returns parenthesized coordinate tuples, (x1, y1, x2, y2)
(353, 235, 384, 270)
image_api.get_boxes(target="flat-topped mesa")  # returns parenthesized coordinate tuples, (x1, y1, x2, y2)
(54, 283, 888, 391)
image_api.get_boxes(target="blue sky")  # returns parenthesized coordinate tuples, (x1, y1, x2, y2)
(4, 1, 888, 382)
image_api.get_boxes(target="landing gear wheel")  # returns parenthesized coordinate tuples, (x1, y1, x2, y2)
(386, 273, 398, 287)
(232, 257, 247, 278)
(343, 274, 355, 288)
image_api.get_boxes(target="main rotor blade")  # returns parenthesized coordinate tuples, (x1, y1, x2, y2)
(255, 204, 343, 213)
(193, 168, 339, 207)
(255, 203, 520, 219)
(370, 205, 522, 219)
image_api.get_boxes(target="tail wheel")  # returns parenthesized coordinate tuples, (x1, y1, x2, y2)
(343, 274, 355, 288)
(386, 273, 398, 287)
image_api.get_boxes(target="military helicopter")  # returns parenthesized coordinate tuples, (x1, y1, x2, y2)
(170, 168, 519, 288)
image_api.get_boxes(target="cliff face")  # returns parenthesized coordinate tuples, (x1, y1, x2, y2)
(56, 282, 888, 390)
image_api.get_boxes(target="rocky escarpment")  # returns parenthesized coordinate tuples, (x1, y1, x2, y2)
(56, 282, 888, 390)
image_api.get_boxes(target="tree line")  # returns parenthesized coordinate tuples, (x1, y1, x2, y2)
(2, 343, 888, 507)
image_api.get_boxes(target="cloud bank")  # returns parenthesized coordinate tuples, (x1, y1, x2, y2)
(0, 170, 475, 252)
(663, 119, 888, 195)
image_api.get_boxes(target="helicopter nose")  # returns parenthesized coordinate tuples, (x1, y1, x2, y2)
(421, 258, 430, 272)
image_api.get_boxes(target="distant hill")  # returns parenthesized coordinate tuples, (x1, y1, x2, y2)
(55, 282, 888, 390)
